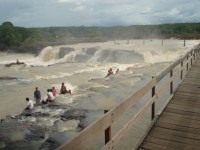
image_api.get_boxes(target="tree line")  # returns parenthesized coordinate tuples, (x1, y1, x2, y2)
(0, 21, 200, 53)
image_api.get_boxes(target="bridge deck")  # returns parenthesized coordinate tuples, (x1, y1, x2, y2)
(138, 57, 200, 150)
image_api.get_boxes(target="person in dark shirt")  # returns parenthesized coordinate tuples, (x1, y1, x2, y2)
(34, 87, 41, 104)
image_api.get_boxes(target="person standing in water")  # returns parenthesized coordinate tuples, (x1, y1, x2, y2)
(34, 87, 41, 104)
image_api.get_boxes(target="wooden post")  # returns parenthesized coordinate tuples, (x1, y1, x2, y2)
(181, 62, 183, 80)
(193, 51, 195, 60)
(184, 39, 186, 47)
(186, 55, 189, 71)
(181, 70, 183, 80)
(170, 82, 173, 94)
(170, 70, 173, 94)
(170, 70, 173, 77)
(151, 85, 155, 121)
(104, 110, 111, 144)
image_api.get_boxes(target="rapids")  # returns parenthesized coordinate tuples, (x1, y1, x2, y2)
(0, 39, 200, 149)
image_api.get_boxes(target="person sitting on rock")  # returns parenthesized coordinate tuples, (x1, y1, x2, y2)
(52, 87, 57, 97)
(25, 97, 34, 110)
(60, 83, 71, 95)
(47, 89, 55, 102)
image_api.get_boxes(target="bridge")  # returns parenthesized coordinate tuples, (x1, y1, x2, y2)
(58, 44, 200, 150)
(138, 50, 200, 150)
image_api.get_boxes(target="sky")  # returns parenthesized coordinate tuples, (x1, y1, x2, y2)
(0, 0, 200, 27)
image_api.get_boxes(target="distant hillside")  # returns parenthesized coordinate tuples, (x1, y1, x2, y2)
(0, 22, 200, 53)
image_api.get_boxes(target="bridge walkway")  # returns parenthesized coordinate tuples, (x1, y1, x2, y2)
(138, 56, 200, 150)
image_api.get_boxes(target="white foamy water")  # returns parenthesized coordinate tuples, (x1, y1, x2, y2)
(0, 39, 200, 149)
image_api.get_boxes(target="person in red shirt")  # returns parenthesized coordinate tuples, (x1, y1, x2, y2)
(52, 87, 56, 96)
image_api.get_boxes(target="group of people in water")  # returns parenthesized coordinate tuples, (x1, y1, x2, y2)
(105, 68, 119, 77)
(25, 82, 71, 110)
(25, 68, 119, 110)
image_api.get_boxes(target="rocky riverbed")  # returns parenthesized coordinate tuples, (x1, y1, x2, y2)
(0, 103, 87, 150)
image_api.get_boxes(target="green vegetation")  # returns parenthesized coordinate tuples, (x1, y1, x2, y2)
(0, 22, 200, 53)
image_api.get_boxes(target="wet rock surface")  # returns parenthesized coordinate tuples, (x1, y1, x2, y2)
(5, 62, 26, 67)
(0, 76, 17, 80)
(61, 109, 87, 121)
(0, 103, 88, 150)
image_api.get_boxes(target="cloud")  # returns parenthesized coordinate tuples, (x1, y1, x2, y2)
(57, 0, 77, 3)
(140, 7, 152, 15)
(0, 0, 200, 27)
(169, 8, 180, 16)
(72, 5, 85, 12)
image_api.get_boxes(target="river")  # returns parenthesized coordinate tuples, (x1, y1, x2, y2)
(0, 39, 199, 149)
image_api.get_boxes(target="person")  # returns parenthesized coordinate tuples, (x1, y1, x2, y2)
(47, 89, 55, 102)
(60, 83, 71, 94)
(34, 87, 41, 104)
(105, 68, 113, 77)
(52, 87, 57, 97)
(116, 68, 119, 74)
(25, 97, 34, 110)
(16, 59, 19, 64)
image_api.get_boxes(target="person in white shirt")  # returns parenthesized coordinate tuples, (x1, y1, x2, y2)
(47, 89, 55, 102)
(25, 97, 34, 110)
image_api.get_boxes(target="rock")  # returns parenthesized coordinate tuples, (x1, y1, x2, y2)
(5, 62, 26, 67)
(4, 140, 32, 150)
(47, 103, 70, 110)
(8, 114, 20, 118)
(61, 109, 86, 121)
(0, 119, 30, 144)
(0, 102, 87, 149)
(19, 110, 33, 117)
(77, 121, 86, 130)
(0, 76, 17, 80)
(25, 128, 45, 140)
(40, 138, 60, 150)
(0, 142, 5, 149)
(32, 112, 50, 117)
